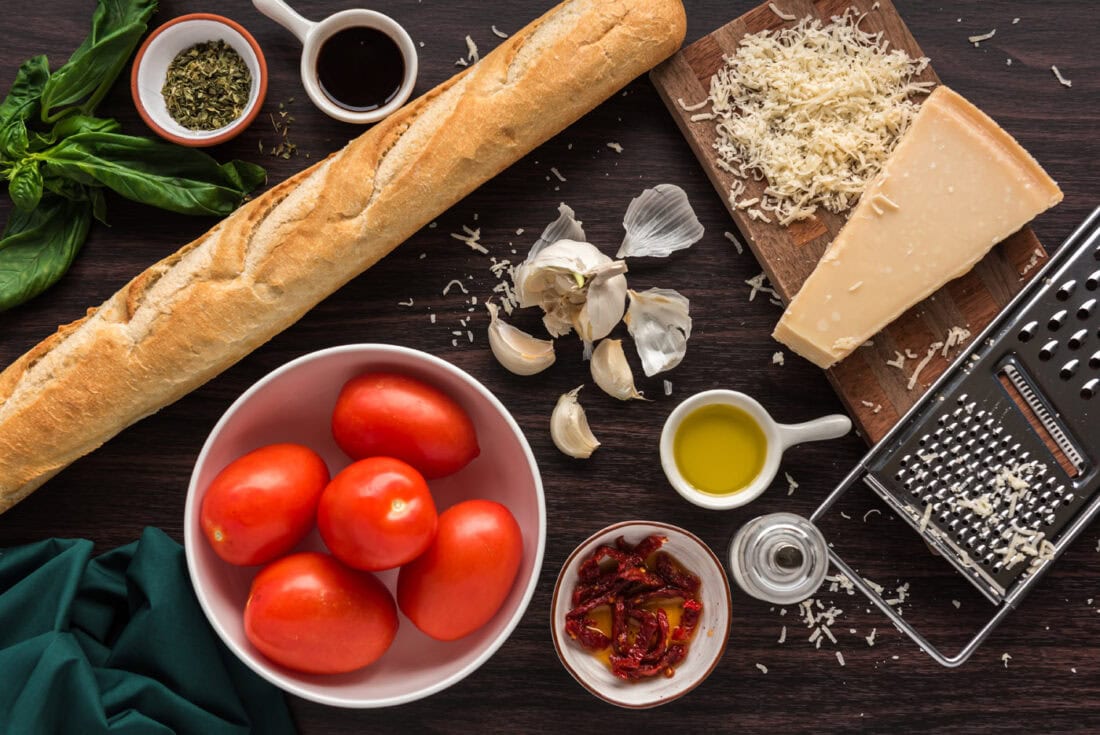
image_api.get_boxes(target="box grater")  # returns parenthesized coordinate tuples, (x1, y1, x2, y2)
(811, 206, 1100, 667)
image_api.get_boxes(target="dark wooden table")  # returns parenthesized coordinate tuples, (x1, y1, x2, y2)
(2, 1, 1098, 732)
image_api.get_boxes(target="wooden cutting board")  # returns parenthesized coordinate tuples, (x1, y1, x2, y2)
(649, 0, 1049, 444)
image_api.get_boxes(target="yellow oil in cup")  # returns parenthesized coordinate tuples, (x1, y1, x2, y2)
(660, 390, 852, 510)
(672, 404, 767, 495)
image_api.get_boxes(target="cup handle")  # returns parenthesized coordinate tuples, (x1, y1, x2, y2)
(252, 0, 315, 43)
(775, 414, 852, 451)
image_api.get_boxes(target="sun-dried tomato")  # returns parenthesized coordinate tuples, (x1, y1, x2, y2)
(565, 534, 702, 681)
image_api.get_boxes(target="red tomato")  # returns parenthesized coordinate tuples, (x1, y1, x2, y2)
(397, 499, 523, 641)
(331, 372, 479, 479)
(200, 443, 329, 566)
(318, 457, 438, 571)
(244, 552, 398, 674)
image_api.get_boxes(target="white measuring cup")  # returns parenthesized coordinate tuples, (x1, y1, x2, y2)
(252, 0, 418, 124)
(659, 390, 852, 510)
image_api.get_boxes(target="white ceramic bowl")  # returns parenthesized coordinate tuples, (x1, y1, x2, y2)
(550, 521, 731, 708)
(184, 344, 545, 707)
(131, 13, 267, 146)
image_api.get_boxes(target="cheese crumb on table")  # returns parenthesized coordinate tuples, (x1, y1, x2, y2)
(756, 662, 769, 674)
(785, 472, 799, 496)
(606, 142, 623, 153)
(491, 25, 508, 38)
(968, 29, 996, 46)
(1051, 65, 1073, 88)
(1002, 652, 1012, 668)
(772, 351, 785, 366)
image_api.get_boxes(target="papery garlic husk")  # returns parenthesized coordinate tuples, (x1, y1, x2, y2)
(550, 386, 600, 458)
(486, 302, 556, 375)
(529, 202, 586, 260)
(616, 184, 705, 258)
(591, 339, 646, 401)
(512, 239, 628, 348)
(624, 288, 692, 377)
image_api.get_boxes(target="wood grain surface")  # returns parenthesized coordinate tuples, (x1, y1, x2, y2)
(651, 0, 1049, 444)
(0, 1, 1098, 733)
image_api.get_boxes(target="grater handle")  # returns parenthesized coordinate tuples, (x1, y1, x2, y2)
(824, 546, 1017, 668)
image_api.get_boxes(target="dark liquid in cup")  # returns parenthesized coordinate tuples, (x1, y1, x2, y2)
(316, 27, 405, 113)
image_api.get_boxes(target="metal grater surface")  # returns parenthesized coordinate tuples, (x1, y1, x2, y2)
(860, 208, 1100, 604)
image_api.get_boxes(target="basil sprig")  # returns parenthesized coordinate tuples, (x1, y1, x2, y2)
(0, 0, 266, 311)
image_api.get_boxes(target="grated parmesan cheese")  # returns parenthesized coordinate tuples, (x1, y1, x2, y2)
(663, 380, 673, 396)
(703, 9, 932, 225)
(1051, 65, 1072, 88)
(723, 230, 745, 255)
(836, 651, 846, 667)
(778, 625, 787, 644)
(756, 662, 769, 674)
(968, 29, 996, 46)
(442, 279, 469, 295)
(465, 35, 480, 63)
(785, 472, 799, 496)
(772, 351, 785, 366)
(491, 25, 508, 38)
(606, 142, 623, 154)
(768, 3, 798, 21)
(746, 272, 780, 302)
(549, 167, 566, 182)
(907, 341, 944, 390)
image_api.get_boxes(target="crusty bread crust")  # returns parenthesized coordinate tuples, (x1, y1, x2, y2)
(0, 0, 687, 513)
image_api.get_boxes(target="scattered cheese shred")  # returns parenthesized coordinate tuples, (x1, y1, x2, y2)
(778, 625, 787, 644)
(723, 230, 745, 255)
(772, 351, 785, 366)
(397, 298, 414, 307)
(1051, 65, 1072, 88)
(836, 651, 846, 667)
(756, 662, 769, 674)
(785, 472, 799, 496)
(862, 508, 881, 522)
(465, 35, 480, 63)
(442, 279, 469, 295)
(663, 380, 673, 396)
(550, 167, 566, 182)
(907, 341, 944, 390)
(491, 25, 508, 38)
(606, 142, 623, 154)
(768, 3, 798, 21)
(703, 9, 932, 224)
(746, 272, 780, 302)
(677, 97, 708, 112)
(968, 29, 996, 45)
(1002, 652, 1012, 668)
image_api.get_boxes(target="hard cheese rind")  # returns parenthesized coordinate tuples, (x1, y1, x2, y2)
(772, 85, 1063, 369)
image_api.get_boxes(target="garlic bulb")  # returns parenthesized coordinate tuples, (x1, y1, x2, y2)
(550, 386, 600, 458)
(512, 239, 628, 353)
(624, 288, 692, 377)
(591, 339, 646, 400)
(616, 184, 704, 258)
(486, 302, 555, 375)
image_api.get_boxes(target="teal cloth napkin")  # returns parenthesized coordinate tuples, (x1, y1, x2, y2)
(0, 527, 297, 735)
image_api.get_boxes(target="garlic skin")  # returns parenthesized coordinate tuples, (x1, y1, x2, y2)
(550, 386, 600, 458)
(512, 239, 628, 352)
(624, 288, 693, 377)
(617, 184, 705, 259)
(530, 202, 586, 260)
(486, 302, 556, 375)
(591, 339, 646, 401)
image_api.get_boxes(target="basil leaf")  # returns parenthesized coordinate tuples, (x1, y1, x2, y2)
(40, 0, 157, 122)
(49, 113, 122, 141)
(8, 160, 43, 211)
(0, 195, 91, 311)
(0, 55, 50, 130)
(0, 119, 29, 160)
(42, 131, 264, 216)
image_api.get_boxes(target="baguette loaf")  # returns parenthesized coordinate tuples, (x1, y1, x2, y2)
(0, 0, 687, 513)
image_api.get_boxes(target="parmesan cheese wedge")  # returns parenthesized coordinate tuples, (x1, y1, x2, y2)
(773, 85, 1062, 368)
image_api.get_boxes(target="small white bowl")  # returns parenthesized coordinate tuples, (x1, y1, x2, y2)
(184, 344, 545, 708)
(131, 13, 268, 147)
(660, 390, 852, 511)
(550, 521, 731, 709)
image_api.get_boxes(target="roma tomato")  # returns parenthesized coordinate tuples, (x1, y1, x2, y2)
(331, 372, 479, 479)
(200, 443, 329, 566)
(397, 499, 523, 641)
(244, 552, 398, 674)
(318, 457, 438, 571)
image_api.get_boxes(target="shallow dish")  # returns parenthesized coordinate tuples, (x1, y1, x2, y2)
(131, 13, 267, 147)
(184, 344, 545, 708)
(550, 521, 731, 708)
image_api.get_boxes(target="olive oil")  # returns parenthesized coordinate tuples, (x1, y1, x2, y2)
(673, 404, 766, 495)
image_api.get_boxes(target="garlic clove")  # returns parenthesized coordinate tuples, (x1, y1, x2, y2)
(624, 288, 693, 377)
(574, 260, 629, 352)
(487, 302, 556, 375)
(591, 339, 646, 401)
(617, 184, 705, 259)
(550, 385, 600, 459)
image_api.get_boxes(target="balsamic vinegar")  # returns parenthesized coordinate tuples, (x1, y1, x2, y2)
(317, 27, 404, 113)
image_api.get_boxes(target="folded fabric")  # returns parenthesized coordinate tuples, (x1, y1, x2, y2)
(0, 527, 297, 735)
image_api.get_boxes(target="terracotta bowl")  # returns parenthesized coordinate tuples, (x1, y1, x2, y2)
(131, 13, 267, 147)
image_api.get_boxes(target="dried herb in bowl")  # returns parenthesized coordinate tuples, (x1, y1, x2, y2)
(163, 40, 252, 130)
